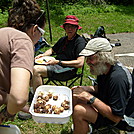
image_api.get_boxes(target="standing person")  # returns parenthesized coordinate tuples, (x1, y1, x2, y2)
(72, 38, 134, 134)
(0, 0, 46, 123)
(31, 15, 86, 91)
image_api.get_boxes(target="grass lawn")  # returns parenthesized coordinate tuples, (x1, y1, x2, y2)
(0, 3, 134, 134)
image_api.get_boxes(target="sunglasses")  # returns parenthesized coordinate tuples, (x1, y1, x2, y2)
(37, 26, 45, 35)
(35, 10, 45, 24)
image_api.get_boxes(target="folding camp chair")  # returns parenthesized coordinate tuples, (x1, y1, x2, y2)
(88, 75, 98, 86)
(42, 63, 85, 88)
(34, 37, 50, 56)
(92, 124, 120, 134)
(91, 120, 134, 134)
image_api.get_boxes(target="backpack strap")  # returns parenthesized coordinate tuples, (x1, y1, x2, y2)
(117, 62, 133, 102)
(117, 62, 134, 127)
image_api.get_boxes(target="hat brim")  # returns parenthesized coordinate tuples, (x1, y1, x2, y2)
(79, 49, 96, 56)
(60, 22, 82, 29)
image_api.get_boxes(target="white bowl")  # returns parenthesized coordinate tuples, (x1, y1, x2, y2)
(29, 85, 73, 124)
(0, 124, 21, 134)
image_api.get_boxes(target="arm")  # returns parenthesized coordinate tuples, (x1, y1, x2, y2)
(59, 56, 85, 68)
(42, 48, 53, 56)
(91, 97, 122, 123)
(72, 85, 98, 94)
(73, 90, 122, 123)
(0, 68, 30, 124)
(35, 48, 53, 59)
(7, 68, 30, 115)
(43, 56, 85, 68)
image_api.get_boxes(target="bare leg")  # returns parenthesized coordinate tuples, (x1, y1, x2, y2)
(21, 104, 30, 113)
(31, 65, 48, 92)
(73, 103, 98, 134)
(0, 90, 8, 106)
(0, 90, 29, 114)
(72, 96, 86, 107)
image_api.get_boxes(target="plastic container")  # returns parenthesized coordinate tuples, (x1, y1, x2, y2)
(29, 85, 72, 124)
(0, 124, 21, 134)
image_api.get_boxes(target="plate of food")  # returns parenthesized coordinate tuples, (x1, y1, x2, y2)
(35, 56, 55, 65)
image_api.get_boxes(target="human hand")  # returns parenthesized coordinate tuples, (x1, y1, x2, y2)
(44, 59, 58, 65)
(72, 86, 86, 95)
(0, 107, 16, 124)
(72, 86, 91, 92)
(35, 54, 44, 59)
(72, 86, 93, 101)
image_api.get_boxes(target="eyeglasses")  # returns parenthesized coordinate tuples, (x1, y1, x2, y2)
(37, 26, 45, 35)
(35, 10, 45, 24)
(21, 10, 45, 31)
(64, 25, 77, 29)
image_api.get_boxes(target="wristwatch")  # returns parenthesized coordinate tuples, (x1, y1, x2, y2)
(87, 96, 96, 104)
(58, 60, 62, 66)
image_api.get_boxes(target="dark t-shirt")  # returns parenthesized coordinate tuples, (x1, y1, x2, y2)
(52, 34, 86, 61)
(97, 62, 132, 117)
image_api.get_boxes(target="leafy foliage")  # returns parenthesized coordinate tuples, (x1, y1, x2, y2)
(0, 0, 133, 14)
(0, 0, 11, 13)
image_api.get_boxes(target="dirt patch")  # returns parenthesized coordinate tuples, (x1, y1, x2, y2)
(107, 33, 134, 69)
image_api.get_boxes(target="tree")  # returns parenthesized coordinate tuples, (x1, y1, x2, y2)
(0, 0, 11, 13)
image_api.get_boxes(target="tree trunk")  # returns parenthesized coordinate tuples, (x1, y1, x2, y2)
(91, 0, 106, 4)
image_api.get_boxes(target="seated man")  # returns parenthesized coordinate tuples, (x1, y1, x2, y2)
(31, 15, 86, 91)
(72, 38, 134, 134)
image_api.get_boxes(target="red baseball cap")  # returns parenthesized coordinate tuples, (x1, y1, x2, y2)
(60, 15, 82, 29)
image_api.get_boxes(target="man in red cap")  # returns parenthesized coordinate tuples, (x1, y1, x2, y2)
(31, 15, 86, 91)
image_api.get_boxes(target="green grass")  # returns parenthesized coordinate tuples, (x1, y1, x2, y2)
(0, 4, 134, 134)
(43, 4, 134, 44)
(1, 5, 133, 44)
(2, 116, 73, 134)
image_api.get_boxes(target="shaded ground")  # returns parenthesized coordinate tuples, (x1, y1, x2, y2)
(107, 33, 134, 71)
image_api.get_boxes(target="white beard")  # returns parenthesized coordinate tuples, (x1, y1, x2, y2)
(89, 62, 108, 76)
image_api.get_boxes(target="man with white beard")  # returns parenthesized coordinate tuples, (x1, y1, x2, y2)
(72, 38, 134, 134)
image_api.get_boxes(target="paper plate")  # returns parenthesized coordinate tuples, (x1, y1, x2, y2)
(35, 56, 55, 65)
